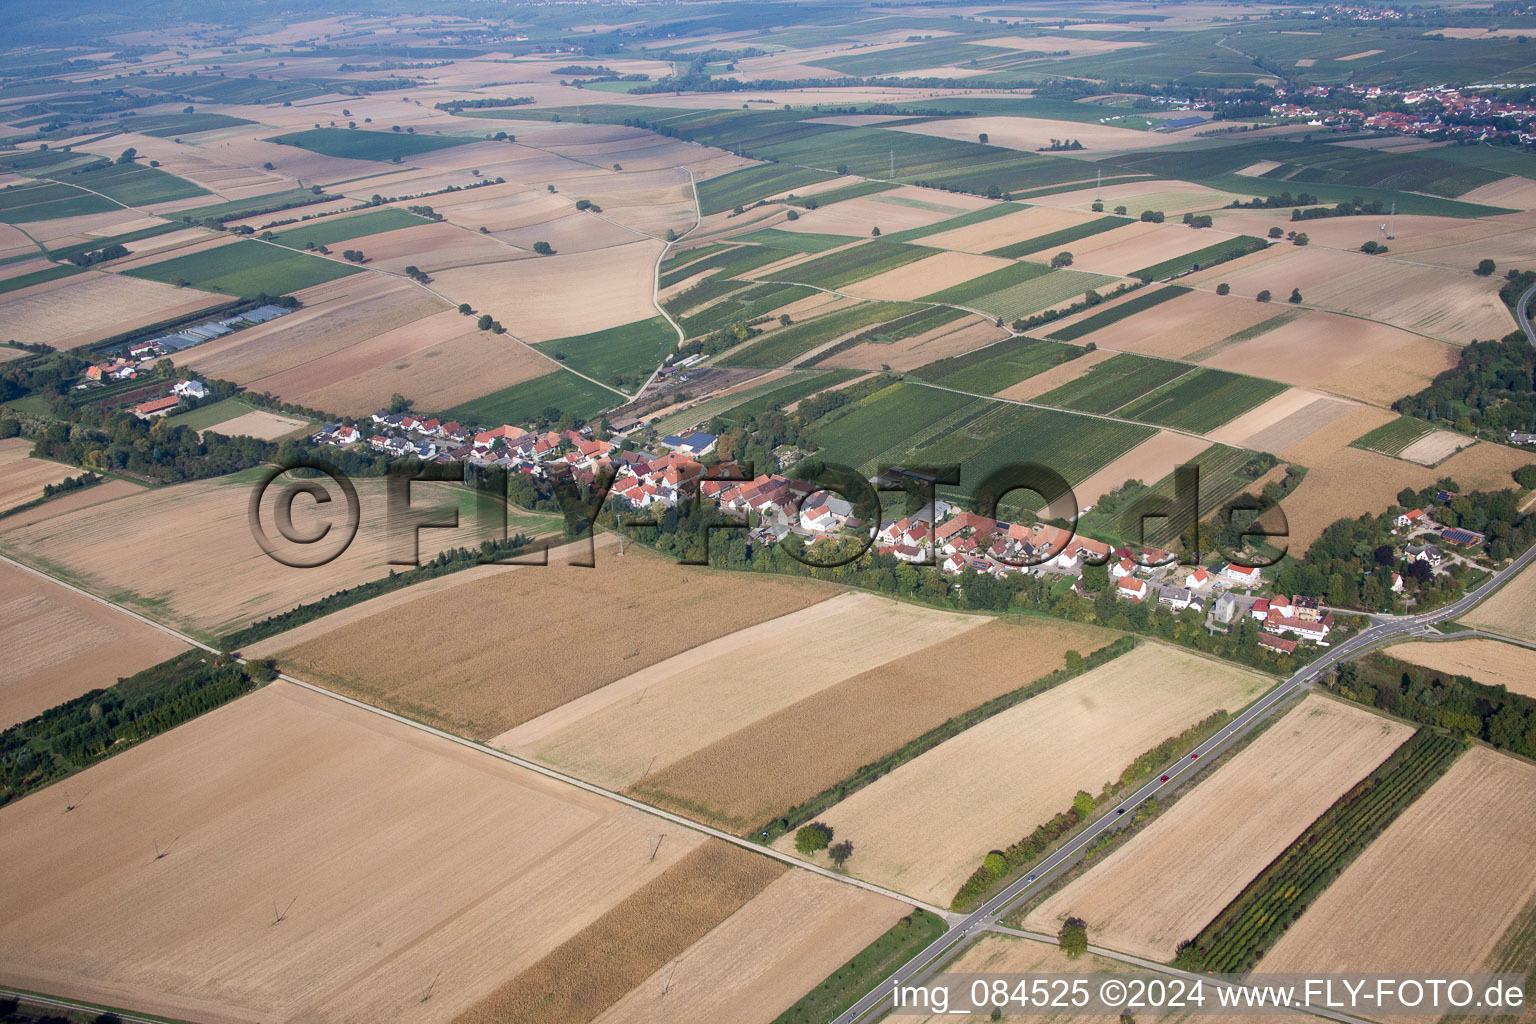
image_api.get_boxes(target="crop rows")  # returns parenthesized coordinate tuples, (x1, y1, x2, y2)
(805, 382, 977, 469)
(733, 227, 859, 253)
(765, 241, 939, 290)
(1349, 416, 1437, 457)
(986, 215, 1132, 260)
(876, 201, 1025, 245)
(679, 283, 817, 337)
(720, 301, 922, 368)
(660, 243, 730, 276)
(913, 337, 1081, 394)
(803, 304, 970, 365)
(696, 162, 837, 215)
(1118, 369, 1288, 433)
(1132, 235, 1269, 282)
(658, 244, 786, 288)
(1045, 285, 1190, 342)
(1191, 730, 1462, 973)
(1035, 353, 1191, 415)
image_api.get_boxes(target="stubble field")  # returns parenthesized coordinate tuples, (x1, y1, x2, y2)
(275, 545, 842, 740)
(0, 560, 188, 730)
(1385, 638, 1536, 697)
(1257, 748, 1536, 981)
(629, 617, 1120, 832)
(1025, 696, 1413, 961)
(0, 469, 506, 643)
(774, 643, 1273, 905)
(0, 681, 729, 1024)
(0, 439, 78, 513)
(1462, 559, 1536, 643)
(498, 593, 986, 792)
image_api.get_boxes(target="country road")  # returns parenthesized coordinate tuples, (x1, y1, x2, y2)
(1518, 278, 1536, 347)
(3, 521, 1533, 1024)
(829, 538, 1536, 1024)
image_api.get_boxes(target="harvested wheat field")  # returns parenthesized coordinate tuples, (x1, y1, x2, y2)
(1063, 431, 1213, 514)
(432, 238, 664, 342)
(1072, 289, 1278, 360)
(919, 205, 1095, 254)
(774, 643, 1272, 905)
(276, 544, 841, 740)
(1065, 222, 1221, 278)
(500, 593, 986, 792)
(900, 933, 1273, 1024)
(205, 409, 311, 441)
(454, 840, 785, 1024)
(1386, 639, 1536, 698)
(1463, 559, 1536, 644)
(1397, 429, 1472, 466)
(0, 468, 504, 643)
(0, 681, 720, 1024)
(843, 251, 1015, 301)
(1278, 411, 1535, 550)
(1026, 696, 1412, 961)
(1031, 181, 1243, 216)
(590, 871, 909, 1024)
(996, 347, 1118, 402)
(0, 478, 144, 534)
(1258, 748, 1536, 980)
(778, 194, 955, 237)
(0, 271, 221, 349)
(496, 208, 648, 256)
(1200, 310, 1455, 405)
(0, 560, 188, 730)
(629, 617, 1119, 832)
(345, 221, 520, 274)
(182, 275, 446, 388)
(890, 116, 1177, 156)
(237, 307, 553, 416)
(821, 315, 1007, 373)
(0, 439, 78, 513)
(1206, 389, 1358, 453)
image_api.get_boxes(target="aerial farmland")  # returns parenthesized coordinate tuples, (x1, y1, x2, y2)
(4, 0, 1536, 1021)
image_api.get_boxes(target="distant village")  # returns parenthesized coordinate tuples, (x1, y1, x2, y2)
(297, 406, 1493, 658)
(1267, 82, 1536, 146)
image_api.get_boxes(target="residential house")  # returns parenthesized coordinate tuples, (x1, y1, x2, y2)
(1184, 567, 1213, 589)
(1394, 508, 1426, 530)
(1116, 577, 1149, 601)
(1221, 563, 1262, 587)
(1212, 592, 1240, 625)
(1160, 586, 1192, 611)
(132, 395, 181, 419)
(1258, 633, 1298, 655)
(1406, 543, 1443, 567)
(170, 380, 206, 399)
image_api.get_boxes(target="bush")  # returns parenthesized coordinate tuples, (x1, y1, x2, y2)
(1256, 289, 1271, 303)
(1216, 282, 1231, 296)
(1058, 917, 1088, 958)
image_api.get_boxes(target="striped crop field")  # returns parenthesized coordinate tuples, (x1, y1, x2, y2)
(763, 241, 939, 290)
(986, 216, 1132, 260)
(924, 263, 1119, 322)
(1190, 731, 1462, 973)
(911, 337, 1083, 395)
(1034, 353, 1191, 415)
(1117, 369, 1288, 433)
(1045, 285, 1190, 342)
(1349, 417, 1438, 458)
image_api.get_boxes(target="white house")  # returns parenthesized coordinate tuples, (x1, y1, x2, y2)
(1116, 577, 1149, 601)
(170, 380, 207, 399)
(1221, 563, 1262, 587)
(1184, 567, 1213, 589)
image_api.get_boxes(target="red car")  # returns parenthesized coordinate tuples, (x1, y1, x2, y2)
(1160, 775, 1170, 782)
(1190, 753, 1200, 760)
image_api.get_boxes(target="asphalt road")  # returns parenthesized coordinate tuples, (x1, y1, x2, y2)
(830, 539, 1536, 1024)
(1518, 279, 1536, 347)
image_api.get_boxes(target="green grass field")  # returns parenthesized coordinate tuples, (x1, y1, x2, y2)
(1349, 416, 1439, 457)
(440, 369, 617, 425)
(1045, 285, 1191, 342)
(1132, 235, 1269, 281)
(122, 240, 361, 298)
(764, 241, 939, 290)
(696, 163, 839, 216)
(171, 188, 336, 224)
(266, 127, 474, 161)
(118, 112, 255, 138)
(164, 397, 258, 431)
(924, 263, 1118, 321)
(732, 227, 859, 253)
(267, 208, 427, 248)
(537, 316, 677, 384)
(0, 263, 83, 296)
(660, 243, 731, 275)
(720, 301, 923, 368)
(986, 215, 1132, 259)
(912, 336, 1083, 394)
(1035, 352, 1192, 415)
(1117, 369, 1288, 432)
(714, 369, 861, 425)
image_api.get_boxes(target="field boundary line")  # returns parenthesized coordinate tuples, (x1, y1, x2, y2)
(639, 166, 700, 399)
(983, 925, 1377, 1024)
(0, 553, 948, 920)
(906, 377, 1205, 442)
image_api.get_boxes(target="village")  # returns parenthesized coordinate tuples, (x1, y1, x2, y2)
(288, 404, 1505, 658)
